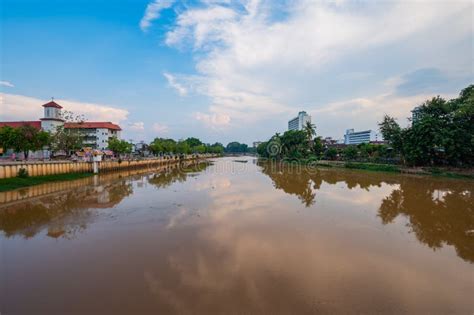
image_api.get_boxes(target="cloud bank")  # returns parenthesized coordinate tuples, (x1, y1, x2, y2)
(142, 0, 473, 140)
(0, 93, 129, 124)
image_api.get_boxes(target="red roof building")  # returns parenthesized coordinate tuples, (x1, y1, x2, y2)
(1, 100, 122, 150)
(0, 121, 42, 130)
(64, 122, 122, 131)
(42, 101, 63, 109)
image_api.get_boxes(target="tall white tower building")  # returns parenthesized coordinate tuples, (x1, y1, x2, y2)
(288, 111, 311, 131)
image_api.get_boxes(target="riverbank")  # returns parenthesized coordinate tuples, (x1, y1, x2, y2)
(0, 173, 93, 192)
(272, 159, 474, 180)
(0, 154, 218, 180)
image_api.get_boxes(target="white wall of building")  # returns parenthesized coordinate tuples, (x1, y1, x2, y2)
(288, 111, 311, 131)
(40, 120, 63, 133)
(344, 129, 382, 145)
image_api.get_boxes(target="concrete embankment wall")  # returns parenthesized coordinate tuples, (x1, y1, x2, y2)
(0, 154, 217, 179)
(0, 163, 186, 205)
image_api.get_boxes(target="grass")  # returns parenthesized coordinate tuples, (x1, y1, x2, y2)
(426, 167, 474, 180)
(260, 157, 474, 179)
(0, 173, 93, 192)
(344, 162, 401, 173)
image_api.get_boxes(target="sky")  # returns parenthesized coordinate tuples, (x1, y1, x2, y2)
(0, 0, 473, 145)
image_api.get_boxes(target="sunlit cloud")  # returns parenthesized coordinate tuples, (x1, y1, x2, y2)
(156, 0, 472, 139)
(127, 121, 145, 131)
(194, 112, 230, 129)
(152, 122, 169, 133)
(0, 93, 129, 124)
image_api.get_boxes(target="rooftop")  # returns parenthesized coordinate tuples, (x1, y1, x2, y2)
(42, 101, 63, 109)
(64, 122, 122, 131)
(0, 121, 41, 130)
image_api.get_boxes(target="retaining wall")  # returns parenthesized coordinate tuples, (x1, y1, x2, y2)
(0, 154, 217, 179)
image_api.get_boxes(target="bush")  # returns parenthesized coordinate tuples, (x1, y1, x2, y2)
(17, 168, 29, 178)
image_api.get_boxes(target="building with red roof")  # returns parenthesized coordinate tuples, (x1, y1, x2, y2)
(0, 121, 42, 130)
(0, 100, 122, 151)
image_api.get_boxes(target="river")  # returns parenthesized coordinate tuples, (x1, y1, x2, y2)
(1, 157, 473, 314)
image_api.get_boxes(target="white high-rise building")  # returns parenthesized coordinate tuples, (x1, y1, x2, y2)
(344, 129, 382, 145)
(288, 111, 311, 131)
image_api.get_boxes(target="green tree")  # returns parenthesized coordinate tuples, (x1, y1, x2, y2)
(175, 141, 191, 154)
(312, 136, 324, 158)
(50, 126, 83, 156)
(324, 147, 338, 160)
(303, 121, 316, 142)
(256, 141, 269, 157)
(208, 142, 224, 154)
(378, 85, 474, 166)
(184, 137, 203, 148)
(149, 138, 177, 154)
(108, 137, 132, 156)
(226, 142, 248, 153)
(0, 126, 17, 153)
(280, 130, 308, 159)
(343, 145, 358, 160)
(0, 125, 50, 160)
(193, 144, 206, 154)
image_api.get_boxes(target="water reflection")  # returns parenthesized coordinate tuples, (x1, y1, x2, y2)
(1, 158, 473, 314)
(379, 179, 473, 263)
(259, 161, 474, 263)
(148, 162, 211, 189)
(0, 161, 210, 239)
(259, 161, 391, 207)
(0, 176, 133, 239)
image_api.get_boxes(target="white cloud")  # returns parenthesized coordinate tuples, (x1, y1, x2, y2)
(140, 0, 175, 32)
(152, 123, 169, 133)
(309, 88, 458, 139)
(0, 81, 14, 88)
(127, 122, 145, 131)
(0, 93, 129, 124)
(160, 0, 472, 138)
(194, 112, 230, 128)
(163, 72, 187, 96)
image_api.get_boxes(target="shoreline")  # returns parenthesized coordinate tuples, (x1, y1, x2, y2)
(259, 158, 474, 180)
(0, 173, 94, 192)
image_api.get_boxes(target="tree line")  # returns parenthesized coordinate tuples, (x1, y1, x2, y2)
(149, 137, 224, 155)
(379, 85, 473, 166)
(257, 84, 473, 167)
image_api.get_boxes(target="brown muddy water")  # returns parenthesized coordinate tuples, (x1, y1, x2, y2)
(0, 157, 473, 314)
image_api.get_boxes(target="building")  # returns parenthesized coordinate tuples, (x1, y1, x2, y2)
(411, 106, 423, 124)
(0, 100, 122, 154)
(344, 129, 382, 145)
(288, 111, 311, 131)
(63, 122, 121, 150)
(132, 141, 150, 156)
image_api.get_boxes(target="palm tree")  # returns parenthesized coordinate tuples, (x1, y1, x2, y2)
(304, 121, 316, 142)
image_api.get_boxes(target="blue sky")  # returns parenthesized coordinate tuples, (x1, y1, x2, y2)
(1, 0, 472, 144)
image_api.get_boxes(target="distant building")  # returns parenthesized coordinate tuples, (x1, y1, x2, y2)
(64, 122, 121, 150)
(0, 100, 122, 155)
(132, 141, 150, 156)
(253, 141, 263, 148)
(322, 137, 338, 145)
(344, 129, 382, 145)
(411, 106, 423, 124)
(288, 111, 311, 131)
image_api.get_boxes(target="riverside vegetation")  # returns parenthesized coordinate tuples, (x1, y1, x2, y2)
(257, 85, 474, 177)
